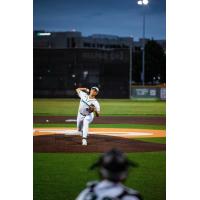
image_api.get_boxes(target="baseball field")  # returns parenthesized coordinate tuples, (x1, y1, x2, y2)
(33, 99, 166, 200)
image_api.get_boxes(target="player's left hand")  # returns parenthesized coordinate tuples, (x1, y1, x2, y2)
(87, 104, 96, 113)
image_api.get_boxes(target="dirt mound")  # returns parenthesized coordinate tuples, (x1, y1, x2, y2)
(33, 134, 165, 153)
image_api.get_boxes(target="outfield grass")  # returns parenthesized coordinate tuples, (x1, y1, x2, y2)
(33, 98, 166, 116)
(34, 152, 166, 200)
(33, 123, 166, 130)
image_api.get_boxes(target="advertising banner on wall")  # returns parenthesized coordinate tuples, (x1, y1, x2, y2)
(132, 87, 166, 100)
(160, 88, 166, 100)
(132, 87, 158, 98)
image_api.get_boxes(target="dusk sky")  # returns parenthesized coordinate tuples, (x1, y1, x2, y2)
(33, 0, 166, 40)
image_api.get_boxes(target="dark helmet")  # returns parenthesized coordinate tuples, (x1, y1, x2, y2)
(90, 149, 138, 182)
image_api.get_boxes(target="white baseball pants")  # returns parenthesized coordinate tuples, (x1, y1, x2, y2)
(77, 113, 94, 138)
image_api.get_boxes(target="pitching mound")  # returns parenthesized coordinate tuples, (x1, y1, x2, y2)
(34, 134, 165, 153)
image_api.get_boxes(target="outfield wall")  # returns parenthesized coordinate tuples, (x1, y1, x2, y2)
(33, 48, 130, 98)
(131, 86, 166, 100)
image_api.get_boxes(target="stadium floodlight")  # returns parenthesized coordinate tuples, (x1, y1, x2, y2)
(137, 0, 142, 5)
(143, 0, 149, 5)
(137, 0, 149, 5)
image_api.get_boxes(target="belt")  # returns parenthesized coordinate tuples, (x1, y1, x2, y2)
(79, 112, 87, 116)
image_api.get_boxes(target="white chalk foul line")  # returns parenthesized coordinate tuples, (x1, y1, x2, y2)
(90, 132, 153, 136)
(35, 130, 81, 135)
(33, 129, 153, 136)
(65, 119, 77, 122)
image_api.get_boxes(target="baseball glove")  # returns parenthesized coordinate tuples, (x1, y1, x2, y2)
(87, 104, 96, 113)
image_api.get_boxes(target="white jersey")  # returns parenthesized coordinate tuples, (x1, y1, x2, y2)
(77, 91, 100, 116)
(75, 180, 142, 200)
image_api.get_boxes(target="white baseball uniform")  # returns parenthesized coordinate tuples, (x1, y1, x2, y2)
(75, 180, 142, 200)
(77, 90, 100, 138)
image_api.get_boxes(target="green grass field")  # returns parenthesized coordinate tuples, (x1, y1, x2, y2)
(33, 98, 166, 116)
(33, 123, 166, 130)
(34, 151, 165, 200)
(33, 99, 166, 200)
(134, 137, 166, 144)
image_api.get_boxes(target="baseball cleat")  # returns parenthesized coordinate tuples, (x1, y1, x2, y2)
(82, 138, 87, 146)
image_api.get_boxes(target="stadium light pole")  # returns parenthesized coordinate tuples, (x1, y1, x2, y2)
(137, 0, 149, 86)
(129, 40, 133, 99)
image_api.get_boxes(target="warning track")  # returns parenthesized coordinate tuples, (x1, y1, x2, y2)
(33, 116, 165, 125)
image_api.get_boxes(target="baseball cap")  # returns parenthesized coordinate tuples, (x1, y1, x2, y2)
(91, 86, 99, 92)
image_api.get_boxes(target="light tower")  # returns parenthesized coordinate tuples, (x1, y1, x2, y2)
(137, 0, 149, 85)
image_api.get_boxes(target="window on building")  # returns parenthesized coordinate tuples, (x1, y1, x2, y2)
(84, 43, 91, 47)
(71, 38, 76, 48)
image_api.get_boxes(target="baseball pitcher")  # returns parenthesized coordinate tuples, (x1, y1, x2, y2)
(76, 87, 100, 146)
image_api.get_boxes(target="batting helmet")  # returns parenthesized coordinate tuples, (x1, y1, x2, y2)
(90, 149, 138, 182)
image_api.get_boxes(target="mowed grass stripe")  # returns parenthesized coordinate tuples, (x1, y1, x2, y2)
(33, 99, 166, 116)
(33, 123, 166, 130)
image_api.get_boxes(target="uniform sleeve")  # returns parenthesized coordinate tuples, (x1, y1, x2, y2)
(78, 91, 87, 99)
(75, 188, 90, 200)
(95, 101, 100, 112)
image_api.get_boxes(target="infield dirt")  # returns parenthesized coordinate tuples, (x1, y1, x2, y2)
(34, 116, 165, 125)
(33, 128, 165, 153)
(34, 115, 166, 153)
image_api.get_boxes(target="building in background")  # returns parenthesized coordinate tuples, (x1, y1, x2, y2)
(33, 31, 133, 49)
(34, 30, 82, 48)
(34, 30, 165, 52)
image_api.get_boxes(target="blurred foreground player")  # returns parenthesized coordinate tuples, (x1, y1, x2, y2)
(76, 87, 100, 146)
(75, 149, 143, 200)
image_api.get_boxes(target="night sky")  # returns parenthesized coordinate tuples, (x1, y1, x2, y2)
(33, 0, 166, 40)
